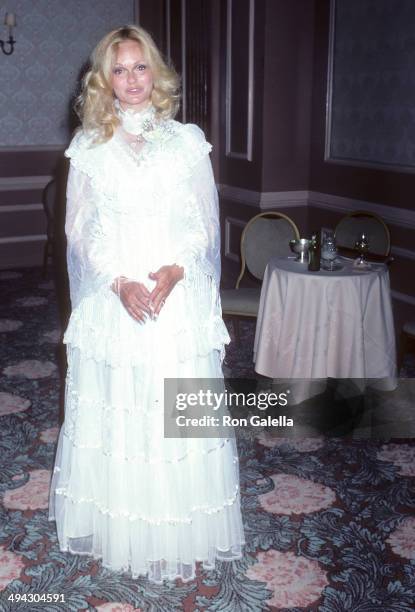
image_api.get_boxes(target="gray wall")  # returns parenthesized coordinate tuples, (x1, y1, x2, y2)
(0, 0, 136, 146)
(0, 0, 137, 268)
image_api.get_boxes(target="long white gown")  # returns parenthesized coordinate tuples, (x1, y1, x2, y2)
(48, 106, 245, 583)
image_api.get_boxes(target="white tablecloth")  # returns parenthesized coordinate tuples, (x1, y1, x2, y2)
(253, 256, 397, 395)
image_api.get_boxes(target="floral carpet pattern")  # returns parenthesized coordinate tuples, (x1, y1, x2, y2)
(0, 268, 414, 611)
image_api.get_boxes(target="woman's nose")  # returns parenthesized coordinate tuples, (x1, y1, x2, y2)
(127, 70, 137, 84)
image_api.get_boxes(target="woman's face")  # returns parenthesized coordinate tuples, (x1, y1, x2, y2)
(111, 40, 154, 111)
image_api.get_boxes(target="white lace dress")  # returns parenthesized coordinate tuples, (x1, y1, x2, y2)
(48, 113, 245, 583)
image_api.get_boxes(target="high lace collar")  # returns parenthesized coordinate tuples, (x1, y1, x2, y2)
(114, 99, 157, 138)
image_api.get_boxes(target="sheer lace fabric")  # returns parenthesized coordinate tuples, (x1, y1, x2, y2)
(48, 117, 245, 583)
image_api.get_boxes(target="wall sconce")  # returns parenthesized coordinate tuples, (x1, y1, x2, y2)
(1, 12, 16, 55)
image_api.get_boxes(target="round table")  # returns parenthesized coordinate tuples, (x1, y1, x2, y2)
(253, 256, 397, 403)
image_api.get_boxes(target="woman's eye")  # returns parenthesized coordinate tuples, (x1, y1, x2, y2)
(135, 64, 146, 71)
(113, 67, 123, 75)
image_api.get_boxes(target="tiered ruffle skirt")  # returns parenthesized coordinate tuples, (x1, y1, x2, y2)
(48, 297, 245, 583)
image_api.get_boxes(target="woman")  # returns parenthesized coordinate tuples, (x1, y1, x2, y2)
(48, 25, 245, 584)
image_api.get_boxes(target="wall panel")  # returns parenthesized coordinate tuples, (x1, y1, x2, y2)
(225, 0, 254, 160)
(219, 0, 264, 191)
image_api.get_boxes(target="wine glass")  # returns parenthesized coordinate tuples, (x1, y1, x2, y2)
(354, 232, 369, 266)
(321, 231, 337, 270)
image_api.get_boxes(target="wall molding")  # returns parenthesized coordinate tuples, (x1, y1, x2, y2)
(219, 184, 308, 208)
(391, 290, 415, 307)
(0, 176, 53, 192)
(0, 145, 64, 152)
(308, 191, 415, 230)
(225, 0, 254, 161)
(165, 0, 172, 63)
(260, 191, 309, 209)
(219, 184, 260, 207)
(181, 0, 187, 122)
(219, 184, 415, 231)
(391, 246, 415, 261)
(0, 204, 43, 213)
(134, 0, 140, 22)
(0, 234, 46, 245)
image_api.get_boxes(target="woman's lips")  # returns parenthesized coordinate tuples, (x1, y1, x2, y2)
(127, 88, 142, 93)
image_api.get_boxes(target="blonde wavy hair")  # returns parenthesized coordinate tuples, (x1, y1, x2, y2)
(75, 25, 181, 142)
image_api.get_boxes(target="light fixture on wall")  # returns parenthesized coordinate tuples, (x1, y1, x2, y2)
(1, 12, 16, 55)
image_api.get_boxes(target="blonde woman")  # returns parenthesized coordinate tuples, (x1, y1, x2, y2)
(48, 25, 245, 583)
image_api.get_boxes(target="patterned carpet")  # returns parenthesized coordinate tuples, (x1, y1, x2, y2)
(0, 268, 414, 612)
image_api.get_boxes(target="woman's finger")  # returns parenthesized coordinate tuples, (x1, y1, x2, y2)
(152, 291, 169, 316)
(137, 283, 151, 298)
(127, 304, 147, 323)
(134, 298, 151, 315)
(133, 283, 150, 299)
(149, 282, 164, 303)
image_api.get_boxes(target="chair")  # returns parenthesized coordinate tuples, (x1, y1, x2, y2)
(221, 211, 300, 342)
(334, 210, 391, 256)
(42, 179, 57, 278)
(398, 321, 415, 372)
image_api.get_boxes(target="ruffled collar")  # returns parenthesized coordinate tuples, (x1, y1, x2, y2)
(115, 99, 158, 138)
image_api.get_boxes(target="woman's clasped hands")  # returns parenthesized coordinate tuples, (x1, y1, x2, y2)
(112, 264, 184, 323)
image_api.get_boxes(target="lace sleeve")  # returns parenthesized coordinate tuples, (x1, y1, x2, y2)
(65, 163, 122, 308)
(172, 126, 230, 359)
(174, 126, 221, 288)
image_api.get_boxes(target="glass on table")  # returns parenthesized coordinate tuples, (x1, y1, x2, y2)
(289, 238, 310, 263)
(354, 232, 370, 267)
(321, 230, 338, 270)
